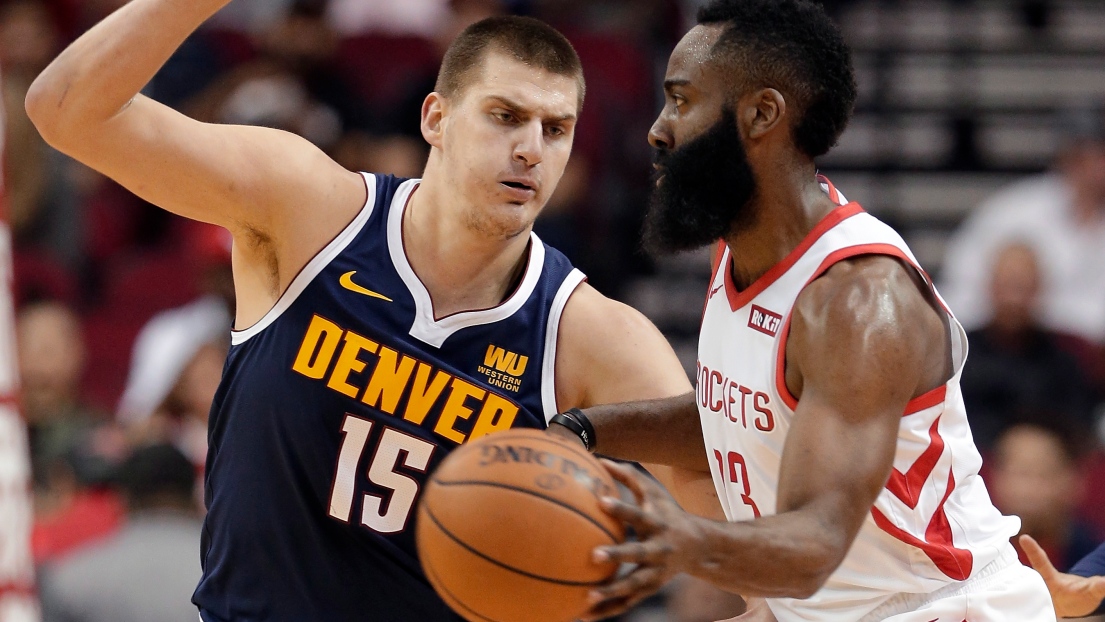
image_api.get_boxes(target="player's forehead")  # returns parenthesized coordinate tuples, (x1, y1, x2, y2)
(462, 51, 580, 119)
(664, 24, 727, 93)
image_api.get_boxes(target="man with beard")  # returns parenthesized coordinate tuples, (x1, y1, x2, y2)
(545, 1, 1055, 621)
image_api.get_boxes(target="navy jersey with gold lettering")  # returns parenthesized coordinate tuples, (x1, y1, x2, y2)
(193, 173, 585, 621)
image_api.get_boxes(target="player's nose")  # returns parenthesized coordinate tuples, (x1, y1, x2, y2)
(513, 121, 544, 166)
(648, 116, 673, 151)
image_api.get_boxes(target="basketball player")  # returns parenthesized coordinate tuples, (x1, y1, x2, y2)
(25, 4, 702, 621)
(544, 1, 1056, 620)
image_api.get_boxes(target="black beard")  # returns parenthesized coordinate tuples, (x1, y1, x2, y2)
(641, 109, 758, 256)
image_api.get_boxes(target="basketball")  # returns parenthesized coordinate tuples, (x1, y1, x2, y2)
(416, 428, 625, 622)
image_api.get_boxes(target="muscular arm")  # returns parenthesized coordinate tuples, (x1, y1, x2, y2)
(686, 257, 946, 596)
(588, 256, 951, 610)
(555, 283, 721, 518)
(25, 0, 364, 294)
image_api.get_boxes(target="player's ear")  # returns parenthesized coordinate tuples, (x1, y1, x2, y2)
(743, 88, 786, 141)
(421, 92, 448, 148)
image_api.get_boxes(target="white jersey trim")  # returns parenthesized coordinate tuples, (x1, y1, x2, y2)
(540, 269, 586, 420)
(386, 179, 548, 349)
(230, 172, 377, 346)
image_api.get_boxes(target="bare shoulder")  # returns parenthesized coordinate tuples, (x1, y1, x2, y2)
(787, 254, 948, 407)
(555, 282, 690, 409)
(796, 254, 942, 334)
(559, 282, 662, 344)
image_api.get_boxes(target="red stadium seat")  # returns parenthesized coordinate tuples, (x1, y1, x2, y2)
(335, 34, 441, 112)
(82, 250, 202, 411)
(12, 250, 78, 309)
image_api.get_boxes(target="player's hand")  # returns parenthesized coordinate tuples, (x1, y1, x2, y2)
(1020, 534, 1105, 618)
(581, 460, 703, 621)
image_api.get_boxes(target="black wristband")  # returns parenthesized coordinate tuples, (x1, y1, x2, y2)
(549, 410, 594, 452)
(563, 408, 596, 452)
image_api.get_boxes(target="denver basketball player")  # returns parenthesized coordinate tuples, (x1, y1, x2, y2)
(26, 6, 704, 621)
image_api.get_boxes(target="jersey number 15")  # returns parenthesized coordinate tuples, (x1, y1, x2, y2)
(328, 414, 437, 533)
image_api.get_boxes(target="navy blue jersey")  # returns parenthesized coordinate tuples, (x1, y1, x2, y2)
(194, 174, 585, 622)
(1071, 542, 1105, 615)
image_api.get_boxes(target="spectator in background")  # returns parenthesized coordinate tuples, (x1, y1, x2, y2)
(0, 0, 55, 228)
(0, 0, 84, 265)
(959, 242, 1099, 451)
(18, 301, 99, 437)
(39, 443, 203, 622)
(991, 420, 1100, 574)
(941, 103, 1105, 344)
(18, 301, 127, 563)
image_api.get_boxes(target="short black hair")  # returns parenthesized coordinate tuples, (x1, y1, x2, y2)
(698, 0, 857, 158)
(435, 16, 586, 110)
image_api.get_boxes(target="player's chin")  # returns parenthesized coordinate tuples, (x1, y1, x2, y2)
(474, 204, 538, 239)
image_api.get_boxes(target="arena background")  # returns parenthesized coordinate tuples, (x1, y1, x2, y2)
(3, 0, 1105, 620)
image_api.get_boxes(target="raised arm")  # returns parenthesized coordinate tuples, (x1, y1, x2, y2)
(25, 0, 365, 285)
(582, 256, 950, 617)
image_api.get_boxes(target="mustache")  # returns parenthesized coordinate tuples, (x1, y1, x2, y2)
(652, 148, 672, 171)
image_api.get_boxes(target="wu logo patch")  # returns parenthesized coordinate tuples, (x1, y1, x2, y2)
(478, 345, 528, 393)
(748, 305, 782, 337)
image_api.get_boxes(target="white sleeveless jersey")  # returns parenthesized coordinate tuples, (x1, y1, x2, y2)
(696, 179, 1021, 621)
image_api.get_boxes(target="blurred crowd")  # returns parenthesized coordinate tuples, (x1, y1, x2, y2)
(4, 0, 1105, 620)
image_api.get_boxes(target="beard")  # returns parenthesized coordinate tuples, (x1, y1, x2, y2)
(641, 109, 758, 256)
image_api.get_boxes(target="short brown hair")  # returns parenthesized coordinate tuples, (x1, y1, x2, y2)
(435, 16, 585, 110)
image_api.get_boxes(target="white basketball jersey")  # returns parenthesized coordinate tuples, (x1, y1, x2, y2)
(696, 179, 1020, 621)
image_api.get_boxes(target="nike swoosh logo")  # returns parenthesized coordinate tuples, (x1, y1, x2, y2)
(339, 271, 393, 302)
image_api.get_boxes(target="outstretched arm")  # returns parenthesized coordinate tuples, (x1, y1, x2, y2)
(25, 0, 364, 280)
(553, 283, 721, 518)
(582, 255, 950, 617)
(553, 282, 708, 472)
(1022, 535, 1105, 618)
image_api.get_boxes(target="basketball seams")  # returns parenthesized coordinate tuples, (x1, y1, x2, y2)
(448, 430, 604, 472)
(421, 502, 615, 587)
(417, 429, 622, 620)
(428, 479, 621, 544)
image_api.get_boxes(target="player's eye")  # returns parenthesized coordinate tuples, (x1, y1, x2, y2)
(494, 111, 517, 124)
(545, 125, 565, 138)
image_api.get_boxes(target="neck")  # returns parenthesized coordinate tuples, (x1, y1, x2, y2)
(722, 162, 837, 291)
(404, 175, 532, 319)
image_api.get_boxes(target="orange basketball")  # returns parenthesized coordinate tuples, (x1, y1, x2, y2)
(416, 428, 625, 622)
